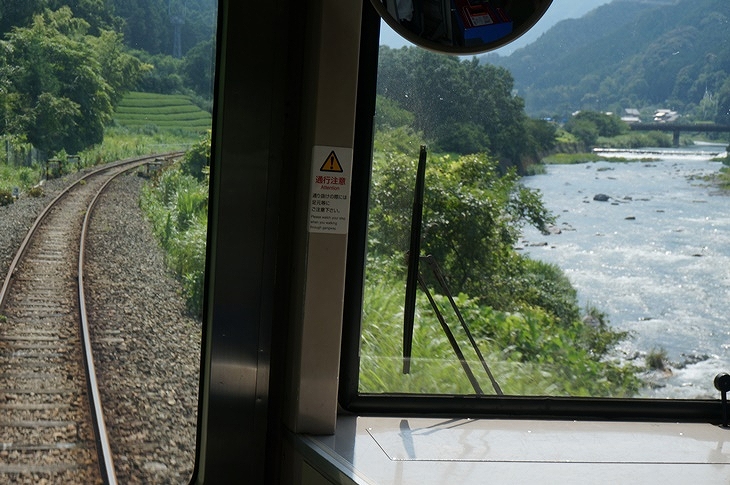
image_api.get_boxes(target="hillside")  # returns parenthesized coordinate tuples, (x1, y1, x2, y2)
(113, 92, 212, 132)
(495, 0, 611, 54)
(485, 0, 730, 119)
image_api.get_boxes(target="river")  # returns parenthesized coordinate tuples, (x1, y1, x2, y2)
(520, 144, 730, 399)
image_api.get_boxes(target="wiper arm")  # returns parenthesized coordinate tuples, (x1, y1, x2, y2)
(401, 146, 502, 395)
(422, 255, 503, 396)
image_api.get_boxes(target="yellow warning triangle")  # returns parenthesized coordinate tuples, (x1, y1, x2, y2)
(320, 151, 343, 173)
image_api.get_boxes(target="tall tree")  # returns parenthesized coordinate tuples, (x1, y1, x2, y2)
(106, 0, 217, 57)
(48, 0, 122, 35)
(716, 78, 730, 126)
(1, 7, 149, 154)
(182, 38, 215, 97)
(377, 46, 531, 163)
(108, 0, 168, 54)
(1, 0, 122, 36)
(0, 0, 47, 34)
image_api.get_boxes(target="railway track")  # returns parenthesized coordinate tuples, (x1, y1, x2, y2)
(0, 153, 181, 484)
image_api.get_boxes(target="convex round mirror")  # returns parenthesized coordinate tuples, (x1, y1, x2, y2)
(372, 0, 552, 54)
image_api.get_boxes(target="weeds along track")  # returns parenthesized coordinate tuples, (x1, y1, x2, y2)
(0, 153, 181, 484)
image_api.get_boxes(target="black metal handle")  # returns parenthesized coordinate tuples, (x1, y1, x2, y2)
(714, 372, 730, 427)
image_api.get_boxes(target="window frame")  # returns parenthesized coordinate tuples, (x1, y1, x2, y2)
(338, 1, 723, 424)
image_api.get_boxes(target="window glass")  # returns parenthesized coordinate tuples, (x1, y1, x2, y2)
(0, 2, 215, 482)
(358, 1, 730, 402)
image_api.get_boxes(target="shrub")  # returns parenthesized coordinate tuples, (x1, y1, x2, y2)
(181, 130, 211, 181)
(523, 163, 546, 175)
(369, 148, 554, 310)
(28, 186, 43, 197)
(517, 258, 579, 325)
(0, 190, 13, 206)
(0, 163, 42, 192)
(646, 347, 669, 371)
(565, 118, 599, 148)
(374, 95, 414, 130)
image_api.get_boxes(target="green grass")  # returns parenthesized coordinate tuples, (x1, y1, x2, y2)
(542, 153, 603, 164)
(359, 266, 641, 397)
(0, 163, 42, 192)
(113, 92, 212, 133)
(117, 92, 194, 106)
(79, 126, 200, 166)
(115, 105, 205, 116)
(0, 125, 202, 202)
(541, 152, 660, 165)
(698, 165, 730, 191)
(596, 131, 673, 148)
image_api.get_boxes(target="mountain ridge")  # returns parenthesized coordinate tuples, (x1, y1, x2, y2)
(484, 0, 730, 119)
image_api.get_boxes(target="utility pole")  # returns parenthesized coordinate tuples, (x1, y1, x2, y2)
(169, 0, 185, 58)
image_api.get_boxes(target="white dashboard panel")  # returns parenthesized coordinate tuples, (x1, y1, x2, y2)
(300, 416, 730, 484)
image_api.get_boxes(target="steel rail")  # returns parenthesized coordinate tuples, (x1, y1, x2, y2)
(78, 159, 151, 485)
(0, 152, 182, 484)
(0, 153, 180, 309)
(77, 152, 182, 484)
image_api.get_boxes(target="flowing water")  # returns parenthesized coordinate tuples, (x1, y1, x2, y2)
(520, 144, 730, 399)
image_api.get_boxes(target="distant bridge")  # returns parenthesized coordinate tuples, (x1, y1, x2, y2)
(629, 123, 730, 147)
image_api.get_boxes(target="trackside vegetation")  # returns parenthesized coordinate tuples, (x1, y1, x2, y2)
(139, 132, 210, 317)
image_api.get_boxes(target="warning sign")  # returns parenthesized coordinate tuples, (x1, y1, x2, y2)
(309, 146, 353, 234)
(320, 151, 343, 172)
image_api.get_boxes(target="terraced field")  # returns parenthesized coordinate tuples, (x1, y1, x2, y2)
(113, 92, 212, 132)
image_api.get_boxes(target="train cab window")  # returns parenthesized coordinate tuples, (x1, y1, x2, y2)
(342, 0, 730, 422)
(0, 3, 215, 483)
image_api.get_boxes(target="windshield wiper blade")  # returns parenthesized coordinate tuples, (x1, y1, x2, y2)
(403, 145, 427, 375)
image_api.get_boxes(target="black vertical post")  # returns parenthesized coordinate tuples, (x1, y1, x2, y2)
(403, 145, 427, 374)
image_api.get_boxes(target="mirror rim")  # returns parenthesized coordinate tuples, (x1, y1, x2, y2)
(371, 0, 553, 55)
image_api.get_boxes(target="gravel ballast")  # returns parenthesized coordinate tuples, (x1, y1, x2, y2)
(1, 169, 201, 484)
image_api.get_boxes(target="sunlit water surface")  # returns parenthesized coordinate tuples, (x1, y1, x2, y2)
(521, 144, 730, 398)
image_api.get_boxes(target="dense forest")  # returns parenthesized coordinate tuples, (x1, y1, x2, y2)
(0, 0, 215, 55)
(0, 0, 216, 155)
(487, 0, 730, 121)
(376, 47, 557, 168)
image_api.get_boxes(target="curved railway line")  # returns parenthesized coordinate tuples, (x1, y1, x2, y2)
(0, 153, 181, 484)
